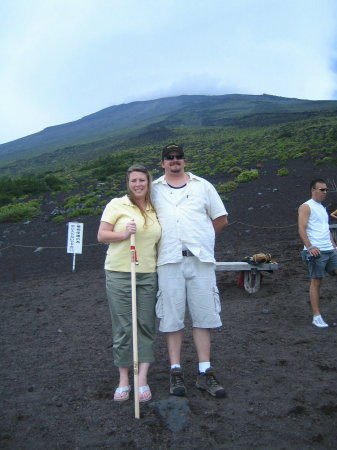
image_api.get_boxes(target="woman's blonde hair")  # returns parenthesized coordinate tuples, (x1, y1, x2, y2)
(126, 164, 155, 226)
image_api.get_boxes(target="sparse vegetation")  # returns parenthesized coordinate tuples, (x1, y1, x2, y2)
(215, 181, 238, 194)
(0, 95, 337, 222)
(0, 174, 65, 208)
(227, 166, 242, 174)
(52, 215, 65, 223)
(236, 170, 260, 183)
(277, 167, 289, 176)
(0, 200, 40, 223)
(67, 207, 101, 218)
(63, 195, 82, 209)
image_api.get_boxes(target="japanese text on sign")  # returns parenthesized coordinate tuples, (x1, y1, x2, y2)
(67, 222, 83, 254)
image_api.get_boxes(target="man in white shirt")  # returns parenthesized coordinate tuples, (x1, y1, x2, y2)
(152, 143, 228, 398)
(298, 179, 337, 328)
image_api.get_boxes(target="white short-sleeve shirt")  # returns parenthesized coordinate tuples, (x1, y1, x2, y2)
(152, 172, 228, 265)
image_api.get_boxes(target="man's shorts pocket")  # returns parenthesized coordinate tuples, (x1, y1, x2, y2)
(155, 289, 164, 319)
(213, 285, 221, 313)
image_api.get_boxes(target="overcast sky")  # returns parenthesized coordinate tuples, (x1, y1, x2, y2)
(1, 0, 337, 145)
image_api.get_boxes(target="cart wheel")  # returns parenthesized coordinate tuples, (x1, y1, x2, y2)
(244, 270, 261, 294)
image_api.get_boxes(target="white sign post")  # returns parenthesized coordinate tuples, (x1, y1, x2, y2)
(67, 222, 84, 272)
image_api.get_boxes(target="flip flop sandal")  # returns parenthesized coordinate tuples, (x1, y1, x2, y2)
(139, 385, 152, 403)
(114, 385, 131, 402)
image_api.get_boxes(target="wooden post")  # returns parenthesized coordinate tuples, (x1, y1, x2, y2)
(130, 234, 140, 419)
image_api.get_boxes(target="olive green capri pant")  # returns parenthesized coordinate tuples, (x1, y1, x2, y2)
(105, 270, 157, 367)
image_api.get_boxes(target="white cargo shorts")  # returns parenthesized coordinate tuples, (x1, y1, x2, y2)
(156, 257, 222, 332)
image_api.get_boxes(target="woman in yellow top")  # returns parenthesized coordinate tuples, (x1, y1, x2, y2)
(331, 209, 337, 220)
(97, 165, 161, 402)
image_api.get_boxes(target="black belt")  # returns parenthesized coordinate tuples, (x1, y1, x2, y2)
(182, 249, 194, 257)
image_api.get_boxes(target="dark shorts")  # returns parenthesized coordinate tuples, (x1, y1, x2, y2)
(301, 250, 337, 278)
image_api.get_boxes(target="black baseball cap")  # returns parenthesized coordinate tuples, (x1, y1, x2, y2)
(162, 143, 184, 160)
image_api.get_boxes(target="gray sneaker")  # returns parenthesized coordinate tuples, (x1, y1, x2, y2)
(170, 368, 187, 396)
(196, 367, 226, 398)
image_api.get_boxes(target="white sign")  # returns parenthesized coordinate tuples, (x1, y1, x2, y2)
(67, 222, 83, 254)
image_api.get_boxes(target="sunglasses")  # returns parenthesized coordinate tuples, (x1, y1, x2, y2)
(164, 154, 184, 160)
(315, 188, 329, 192)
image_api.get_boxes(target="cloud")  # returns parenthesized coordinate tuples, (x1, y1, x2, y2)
(1, 0, 337, 144)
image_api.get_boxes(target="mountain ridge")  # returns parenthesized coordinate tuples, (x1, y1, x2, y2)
(2, 93, 337, 170)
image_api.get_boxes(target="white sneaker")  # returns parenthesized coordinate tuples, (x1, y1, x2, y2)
(312, 315, 329, 328)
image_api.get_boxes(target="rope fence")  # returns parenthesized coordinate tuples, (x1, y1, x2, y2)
(0, 221, 331, 254)
(0, 243, 102, 252)
(1, 222, 335, 284)
(227, 220, 297, 229)
(0, 221, 298, 254)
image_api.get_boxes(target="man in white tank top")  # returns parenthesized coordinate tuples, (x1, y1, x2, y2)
(298, 179, 337, 328)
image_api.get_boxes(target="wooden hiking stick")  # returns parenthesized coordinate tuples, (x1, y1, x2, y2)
(130, 233, 140, 419)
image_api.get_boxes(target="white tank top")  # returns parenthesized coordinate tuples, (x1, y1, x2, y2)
(304, 199, 333, 251)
